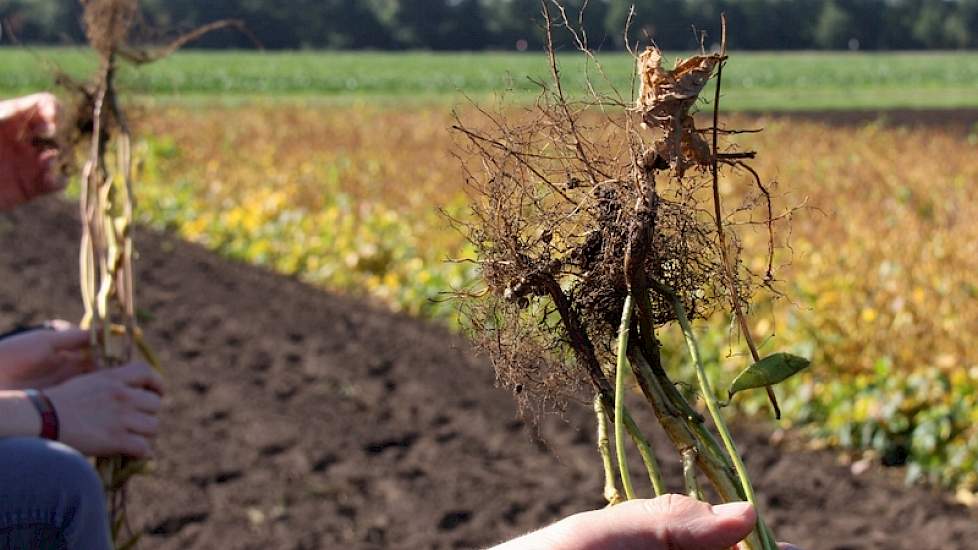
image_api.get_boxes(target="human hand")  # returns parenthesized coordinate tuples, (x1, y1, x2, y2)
(45, 361, 164, 458)
(0, 92, 66, 209)
(0, 321, 94, 390)
(491, 494, 800, 550)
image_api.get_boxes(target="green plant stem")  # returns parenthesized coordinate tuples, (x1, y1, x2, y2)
(614, 295, 665, 497)
(622, 410, 665, 497)
(681, 447, 703, 500)
(594, 395, 622, 505)
(628, 350, 745, 496)
(654, 279, 776, 550)
(614, 294, 636, 500)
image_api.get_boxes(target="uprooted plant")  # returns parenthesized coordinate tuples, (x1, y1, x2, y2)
(454, 5, 807, 549)
(62, 1, 251, 546)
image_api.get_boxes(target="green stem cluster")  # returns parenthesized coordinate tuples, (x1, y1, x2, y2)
(663, 284, 777, 550)
(606, 284, 777, 550)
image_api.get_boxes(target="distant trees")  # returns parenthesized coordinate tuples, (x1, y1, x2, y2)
(381, 0, 490, 50)
(2, 0, 978, 51)
(814, 1, 857, 50)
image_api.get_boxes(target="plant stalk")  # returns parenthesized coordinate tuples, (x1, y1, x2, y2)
(682, 447, 703, 500)
(614, 294, 636, 500)
(622, 412, 665, 497)
(709, 35, 779, 419)
(653, 279, 776, 550)
(628, 350, 745, 494)
(595, 395, 623, 505)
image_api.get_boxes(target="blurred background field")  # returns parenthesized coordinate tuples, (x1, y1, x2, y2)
(3, 49, 978, 109)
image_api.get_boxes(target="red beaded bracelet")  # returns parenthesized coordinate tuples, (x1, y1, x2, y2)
(24, 389, 59, 441)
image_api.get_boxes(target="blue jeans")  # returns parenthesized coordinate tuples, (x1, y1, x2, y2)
(0, 438, 111, 550)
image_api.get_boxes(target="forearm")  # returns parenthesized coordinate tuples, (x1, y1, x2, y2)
(0, 391, 40, 437)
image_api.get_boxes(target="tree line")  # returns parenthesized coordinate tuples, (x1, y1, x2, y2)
(3, 0, 978, 51)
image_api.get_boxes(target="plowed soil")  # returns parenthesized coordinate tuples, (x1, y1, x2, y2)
(1, 198, 976, 549)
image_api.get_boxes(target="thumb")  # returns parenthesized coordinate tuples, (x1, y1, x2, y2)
(673, 500, 757, 549)
(114, 361, 164, 395)
(591, 495, 757, 550)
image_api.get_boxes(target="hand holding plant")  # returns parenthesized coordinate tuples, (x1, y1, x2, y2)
(493, 494, 801, 550)
(46, 361, 163, 459)
(0, 93, 66, 210)
(0, 322, 94, 390)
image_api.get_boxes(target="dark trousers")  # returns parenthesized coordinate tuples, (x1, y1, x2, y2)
(0, 437, 111, 550)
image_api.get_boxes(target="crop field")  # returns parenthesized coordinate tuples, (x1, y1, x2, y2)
(3, 48, 978, 109)
(0, 41, 978, 546)
(112, 102, 978, 497)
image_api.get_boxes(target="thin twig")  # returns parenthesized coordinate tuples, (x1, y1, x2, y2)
(735, 161, 775, 284)
(541, 1, 608, 185)
(451, 123, 577, 206)
(709, 15, 779, 418)
(119, 19, 260, 64)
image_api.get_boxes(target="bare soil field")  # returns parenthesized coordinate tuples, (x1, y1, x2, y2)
(1, 198, 976, 549)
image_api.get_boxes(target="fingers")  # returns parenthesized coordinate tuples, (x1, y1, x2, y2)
(123, 411, 159, 438)
(117, 388, 161, 457)
(48, 326, 92, 351)
(114, 361, 165, 395)
(38, 149, 66, 192)
(0, 93, 64, 208)
(655, 497, 756, 550)
(119, 386, 161, 459)
(119, 433, 152, 458)
(47, 349, 95, 385)
(0, 93, 60, 141)
(125, 387, 162, 414)
(60, 349, 94, 369)
(25, 93, 60, 139)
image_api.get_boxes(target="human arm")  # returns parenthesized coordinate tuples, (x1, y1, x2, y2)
(0, 362, 163, 458)
(490, 494, 800, 550)
(0, 322, 87, 438)
(0, 92, 65, 209)
(0, 321, 94, 390)
(0, 390, 42, 438)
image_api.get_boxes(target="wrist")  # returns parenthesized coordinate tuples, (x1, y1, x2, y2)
(0, 390, 42, 437)
(24, 389, 59, 440)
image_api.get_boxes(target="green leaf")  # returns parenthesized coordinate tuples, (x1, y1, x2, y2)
(728, 353, 811, 399)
